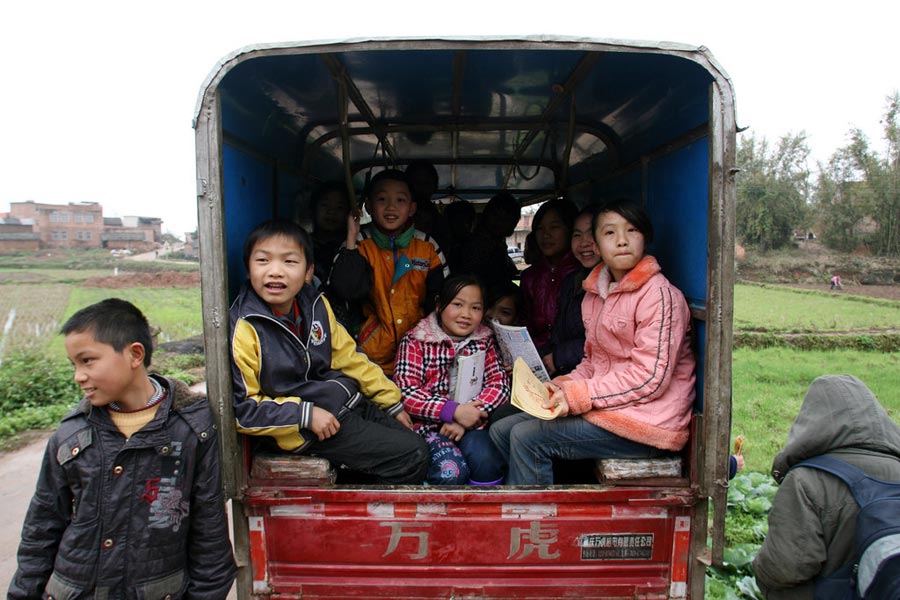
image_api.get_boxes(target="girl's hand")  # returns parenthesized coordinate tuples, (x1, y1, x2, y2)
(395, 409, 415, 431)
(541, 383, 570, 417)
(454, 401, 488, 429)
(440, 422, 466, 442)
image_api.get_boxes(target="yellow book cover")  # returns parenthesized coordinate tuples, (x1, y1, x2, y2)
(511, 357, 560, 420)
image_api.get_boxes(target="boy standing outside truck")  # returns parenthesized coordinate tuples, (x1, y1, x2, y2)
(329, 169, 448, 376)
(8, 299, 236, 599)
(230, 219, 428, 483)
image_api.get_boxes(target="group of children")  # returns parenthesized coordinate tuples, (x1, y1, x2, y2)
(229, 167, 699, 490)
(10, 167, 701, 595)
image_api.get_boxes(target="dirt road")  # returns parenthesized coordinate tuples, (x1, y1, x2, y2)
(0, 432, 52, 592)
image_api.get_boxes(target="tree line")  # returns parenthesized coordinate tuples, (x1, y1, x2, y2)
(735, 92, 900, 256)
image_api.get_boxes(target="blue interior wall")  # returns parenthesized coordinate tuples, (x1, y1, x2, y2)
(646, 139, 709, 410)
(223, 144, 276, 300)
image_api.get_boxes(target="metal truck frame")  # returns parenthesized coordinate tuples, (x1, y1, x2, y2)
(194, 36, 736, 599)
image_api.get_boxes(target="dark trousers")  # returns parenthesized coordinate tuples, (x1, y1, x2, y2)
(309, 399, 428, 484)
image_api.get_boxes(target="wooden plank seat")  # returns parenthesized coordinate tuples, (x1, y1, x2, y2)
(594, 456, 684, 486)
(250, 452, 337, 486)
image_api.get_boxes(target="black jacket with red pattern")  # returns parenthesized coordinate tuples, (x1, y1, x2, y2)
(8, 375, 236, 599)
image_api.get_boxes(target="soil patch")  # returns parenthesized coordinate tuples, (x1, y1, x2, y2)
(83, 271, 200, 288)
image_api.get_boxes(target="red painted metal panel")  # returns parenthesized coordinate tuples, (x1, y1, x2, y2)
(244, 486, 697, 598)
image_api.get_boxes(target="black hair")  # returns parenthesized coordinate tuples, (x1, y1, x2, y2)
(532, 197, 578, 235)
(445, 199, 476, 222)
(61, 298, 154, 367)
(365, 169, 410, 199)
(485, 279, 523, 311)
(436, 274, 485, 314)
(592, 198, 654, 245)
(311, 181, 351, 208)
(242, 219, 314, 270)
(484, 191, 520, 219)
(405, 160, 439, 188)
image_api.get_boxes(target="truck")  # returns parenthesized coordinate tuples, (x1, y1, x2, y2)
(193, 36, 737, 599)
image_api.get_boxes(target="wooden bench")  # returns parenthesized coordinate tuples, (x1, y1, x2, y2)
(250, 452, 337, 486)
(594, 456, 685, 486)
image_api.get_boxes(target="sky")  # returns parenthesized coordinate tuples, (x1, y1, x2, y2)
(2, 1, 897, 237)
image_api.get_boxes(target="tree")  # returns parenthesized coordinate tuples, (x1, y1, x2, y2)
(735, 132, 811, 251)
(817, 92, 900, 256)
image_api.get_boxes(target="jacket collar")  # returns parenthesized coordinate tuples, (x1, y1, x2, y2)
(366, 222, 415, 250)
(583, 255, 661, 298)
(408, 312, 495, 345)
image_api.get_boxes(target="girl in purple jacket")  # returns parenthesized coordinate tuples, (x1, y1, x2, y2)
(491, 199, 696, 485)
(394, 275, 510, 485)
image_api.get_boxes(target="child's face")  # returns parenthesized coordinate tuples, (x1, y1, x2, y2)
(248, 234, 313, 314)
(594, 210, 645, 281)
(439, 284, 484, 338)
(65, 330, 144, 409)
(486, 295, 517, 326)
(535, 209, 569, 260)
(571, 212, 601, 270)
(315, 190, 350, 234)
(366, 179, 416, 235)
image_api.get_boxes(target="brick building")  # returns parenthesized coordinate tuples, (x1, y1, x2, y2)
(9, 201, 104, 249)
(1, 201, 164, 253)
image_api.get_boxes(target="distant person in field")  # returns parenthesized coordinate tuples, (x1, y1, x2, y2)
(830, 274, 843, 290)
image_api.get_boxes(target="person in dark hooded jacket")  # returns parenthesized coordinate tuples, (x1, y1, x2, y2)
(753, 374, 900, 599)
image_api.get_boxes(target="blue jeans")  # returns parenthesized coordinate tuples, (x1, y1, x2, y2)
(424, 428, 505, 485)
(489, 412, 663, 485)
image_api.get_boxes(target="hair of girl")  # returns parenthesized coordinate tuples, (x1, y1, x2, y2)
(485, 279, 522, 311)
(531, 197, 579, 235)
(592, 197, 654, 245)
(437, 274, 485, 314)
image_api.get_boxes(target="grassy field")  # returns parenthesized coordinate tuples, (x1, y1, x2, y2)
(731, 346, 899, 473)
(0, 284, 202, 360)
(735, 283, 900, 332)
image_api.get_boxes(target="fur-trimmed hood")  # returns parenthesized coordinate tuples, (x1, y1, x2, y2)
(583, 255, 661, 299)
(406, 311, 496, 346)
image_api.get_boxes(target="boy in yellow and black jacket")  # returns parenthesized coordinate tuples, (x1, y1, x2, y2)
(230, 219, 427, 483)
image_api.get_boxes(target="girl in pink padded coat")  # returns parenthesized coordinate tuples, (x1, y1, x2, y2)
(490, 198, 696, 485)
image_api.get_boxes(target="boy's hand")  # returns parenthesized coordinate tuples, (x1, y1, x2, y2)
(310, 407, 340, 441)
(440, 422, 466, 442)
(395, 409, 415, 430)
(345, 209, 361, 249)
(453, 400, 488, 429)
(541, 383, 569, 417)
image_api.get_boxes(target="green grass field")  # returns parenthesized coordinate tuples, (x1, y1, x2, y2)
(731, 346, 900, 473)
(734, 283, 900, 332)
(0, 283, 201, 360)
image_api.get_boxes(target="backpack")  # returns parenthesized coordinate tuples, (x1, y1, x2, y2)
(792, 455, 900, 600)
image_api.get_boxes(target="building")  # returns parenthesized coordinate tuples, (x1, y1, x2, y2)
(0, 217, 41, 252)
(2, 201, 164, 253)
(9, 201, 104, 249)
(102, 216, 162, 253)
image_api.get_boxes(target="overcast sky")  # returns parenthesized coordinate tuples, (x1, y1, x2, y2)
(2, 1, 897, 236)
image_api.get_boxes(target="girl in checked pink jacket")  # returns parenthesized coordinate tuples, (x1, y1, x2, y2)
(490, 198, 696, 485)
(394, 275, 510, 485)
